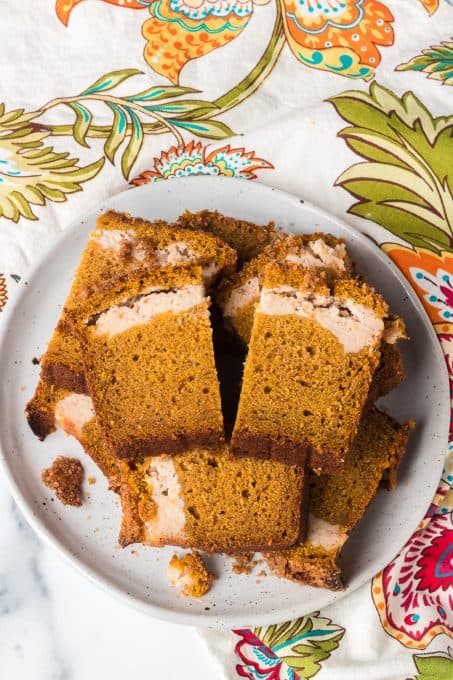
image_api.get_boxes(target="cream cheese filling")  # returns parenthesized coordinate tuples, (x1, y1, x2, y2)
(201, 260, 219, 282)
(260, 286, 383, 353)
(222, 277, 260, 318)
(144, 457, 186, 542)
(154, 241, 196, 266)
(285, 239, 347, 273)
(91, 228, 148, 261)
(90, 284, 205, 337)
(307, 514, 348, 551)
(54, 393, 95, 439)
(222, 240, 346, 319)
(383, 316, 407, 344)
(92, 231, 218, 279)
(156, 242, 219, 280)
(168, 563, 192, 591)
(155, 244, 218, 281)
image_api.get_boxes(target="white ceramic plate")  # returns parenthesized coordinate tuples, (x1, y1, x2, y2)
(0, 177, 449, 629)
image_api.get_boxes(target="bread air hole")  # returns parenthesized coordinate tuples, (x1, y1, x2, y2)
(188, 506, 200, 520)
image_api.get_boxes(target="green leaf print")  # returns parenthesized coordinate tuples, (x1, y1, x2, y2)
(67, 102, 92, 147)
(330, 82, 453, 254)
(80, 69, 143, 96)
(254, 613, 345, 679)
(169, 118, 235, 140)
(396, 40, 453, 86)
(127, 85, 200, 103)
(0, 106, 104, 222)
(411, 648, 453, 680)
(37, 71, 239, 178)
(104, 103, 128, 164)
(120, 108, 144, 180)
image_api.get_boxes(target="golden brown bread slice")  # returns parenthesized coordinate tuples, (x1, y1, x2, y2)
(26, 209, 236, 440)
(51, 392, 308, 553)
(231, 262, 388, 473)
(264, 407, 412, 590)
(177, 209, 277, 263)
(68, 265, 224, 461)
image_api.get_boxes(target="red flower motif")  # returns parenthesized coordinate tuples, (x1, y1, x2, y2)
(234, 630, 295, 680)
(415, 521, 453, 593)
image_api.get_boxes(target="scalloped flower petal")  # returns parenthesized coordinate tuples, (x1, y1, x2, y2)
(130, 141, 272, 184)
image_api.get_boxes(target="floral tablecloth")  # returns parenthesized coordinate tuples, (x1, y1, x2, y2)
(1, 1, 452, 677)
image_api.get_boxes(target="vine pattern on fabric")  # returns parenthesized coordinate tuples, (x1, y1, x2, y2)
(1, 0, 443, 224)
(373, 244, 453, 647)
(0, 70, 272, 221)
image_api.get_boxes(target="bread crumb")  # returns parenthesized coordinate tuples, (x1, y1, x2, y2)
(87, 476, 96, 485)
(258, 569, 267, 577)
(168, 550, 214, 598)
(41, 456, 84, 507)
(230, 552, 257, 575)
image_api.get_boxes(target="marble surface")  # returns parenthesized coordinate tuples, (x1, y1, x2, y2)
(0, 474, 224, 679)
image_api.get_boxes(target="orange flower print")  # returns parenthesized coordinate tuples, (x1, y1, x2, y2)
(417, 0, 439, 14)
(281, 0, 394, 81)
(382, 244, 453, 325)
(130, 142, 273, 183)
(141, 0, 268, 85)
(57, 0, 394, 83)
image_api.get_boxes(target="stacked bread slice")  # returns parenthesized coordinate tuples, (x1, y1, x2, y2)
(27, 210, 308, 555)
(27, 209, 412, 590)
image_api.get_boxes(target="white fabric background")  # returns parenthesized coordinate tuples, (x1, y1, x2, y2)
(1, 1, 452, 678)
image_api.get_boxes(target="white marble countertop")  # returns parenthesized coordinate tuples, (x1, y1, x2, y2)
(0, 475, 224, 679)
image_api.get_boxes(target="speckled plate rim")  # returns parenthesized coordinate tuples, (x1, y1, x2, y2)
(0, 176, 449, 629)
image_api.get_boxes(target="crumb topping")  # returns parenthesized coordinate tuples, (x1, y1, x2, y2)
(229, 552, 258, 575)
(42, 456, 84, 506)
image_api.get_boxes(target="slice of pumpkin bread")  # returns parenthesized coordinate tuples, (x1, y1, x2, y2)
(25, 380, 73, 441)
(177, 209, 277, 263)
(75, 209, 237, 296)
(52, 391, 121, 483)
(46, 211, 235, 390)
(218, 232, 352, 345)
(264, 408, 412, 589)
(366, 342, 405, 408)
(53, 393, 308, 553)
(70, 265, 224, 461)
(27, 210, 236, 439)
(231, 262, 388, 472)
(118, 446, 308, 553)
